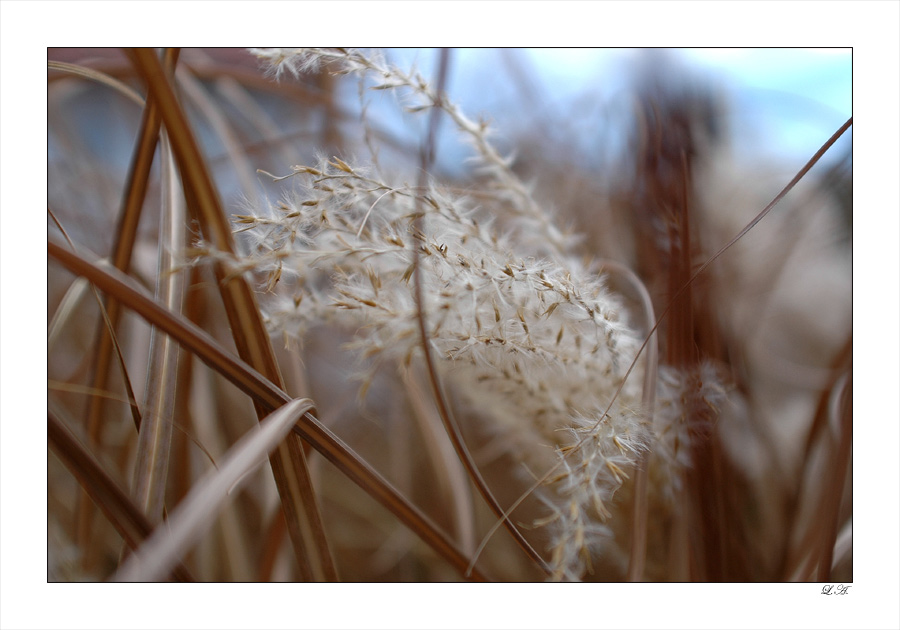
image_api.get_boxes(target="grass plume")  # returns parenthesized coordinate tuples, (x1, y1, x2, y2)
(47, 47, 852, 583)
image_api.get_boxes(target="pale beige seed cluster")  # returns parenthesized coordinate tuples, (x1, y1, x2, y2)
(228, 48, 657, 580)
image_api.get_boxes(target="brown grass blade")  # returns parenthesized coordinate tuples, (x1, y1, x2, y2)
(48, 409, 194, 582)
(129, 47, 336, 581)
(47, 60, 145, 106)
(49, 239, 284, 407)
(48, 275, 93, 350)
(114, 399, 317, 582)
(47, 211, 143, 433)
(129, 133, 186, 523)
(48, 237, 487, 581)
(71, 48, 180, 567)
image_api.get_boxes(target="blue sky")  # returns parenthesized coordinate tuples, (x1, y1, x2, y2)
(682, 48, 851, 158)
(383, 48, 852, 175)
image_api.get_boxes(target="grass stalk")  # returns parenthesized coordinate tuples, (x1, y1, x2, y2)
(409, 48, 549, 576)
(48, 238, 487, 581)
(114, 398, 317, 582)
(48, 409, 194, 582)
(129, 47, 336, 581)
(70, 48, 179, 568)
(129, 129, 185, 523)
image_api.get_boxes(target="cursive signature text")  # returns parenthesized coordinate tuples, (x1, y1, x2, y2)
(821, 584, 851, 595)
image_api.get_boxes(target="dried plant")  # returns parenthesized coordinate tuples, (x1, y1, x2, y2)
(47, 47, 852, 584)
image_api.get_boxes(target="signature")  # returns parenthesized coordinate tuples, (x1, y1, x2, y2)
(821, 584, 851, 595)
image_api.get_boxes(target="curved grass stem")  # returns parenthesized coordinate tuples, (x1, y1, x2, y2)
(410, 48, 550, 577)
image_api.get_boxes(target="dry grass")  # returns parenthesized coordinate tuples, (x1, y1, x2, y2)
(47, 47, 852, 584)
